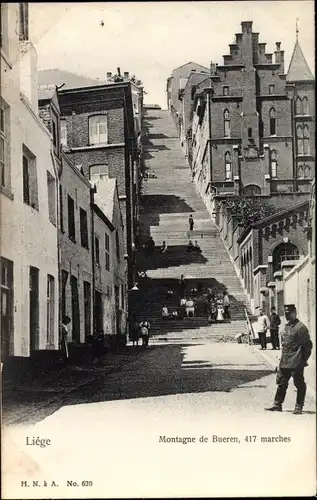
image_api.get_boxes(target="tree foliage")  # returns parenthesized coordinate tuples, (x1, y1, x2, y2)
(222, 197, 280, 228)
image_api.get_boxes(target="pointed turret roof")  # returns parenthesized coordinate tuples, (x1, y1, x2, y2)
(287, 41, 314, 81)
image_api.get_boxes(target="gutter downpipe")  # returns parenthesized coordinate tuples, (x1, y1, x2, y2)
(50, 149, 62, 348)
(90, 187, 96, 333)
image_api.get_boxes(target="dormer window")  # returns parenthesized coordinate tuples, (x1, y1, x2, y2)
(269, 84, 275, 94)
(223, 86, 229, 96)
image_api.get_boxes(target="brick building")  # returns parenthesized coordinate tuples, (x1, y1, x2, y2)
(178, 22, 314, 217)
(56, 82, 138, 288)
(1, 3, 59, 361)
(38, 89, 127, 345)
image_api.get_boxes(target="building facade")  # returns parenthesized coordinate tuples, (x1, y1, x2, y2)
(93, 178, 126, 340)
(57, 82, 138, 288)
(166, 62, 209, 134)
(181, 22, 315, 217)
(1, 3, 59, 360)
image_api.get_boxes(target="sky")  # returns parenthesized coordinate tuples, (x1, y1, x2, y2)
(29, 1, 315, 108)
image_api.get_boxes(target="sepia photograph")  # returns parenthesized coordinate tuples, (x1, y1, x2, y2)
(1, 1, 316, 498)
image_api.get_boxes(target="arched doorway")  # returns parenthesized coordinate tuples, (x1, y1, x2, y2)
(243, 184, 261, 196)
(272, 242, 300, 273)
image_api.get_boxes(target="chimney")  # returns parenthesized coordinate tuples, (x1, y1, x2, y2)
(274, 42, 281, 64)
(106, 72, 112, 81)
(210, 61, 217, 76)
(117, 67, 121, 76)
(124, 71, 129, 80)
(279, 50, 285, 74)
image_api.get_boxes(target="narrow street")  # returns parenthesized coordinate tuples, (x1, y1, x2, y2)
(3, 106, 315, 498)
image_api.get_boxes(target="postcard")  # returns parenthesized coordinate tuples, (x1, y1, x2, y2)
(1, 1, 316, 498)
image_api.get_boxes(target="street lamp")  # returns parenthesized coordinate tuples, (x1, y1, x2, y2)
(130, 283, 139, 292)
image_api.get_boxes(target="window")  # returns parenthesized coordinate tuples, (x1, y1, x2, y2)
(248, 127, 252, 138)
(59, 187, 64, 232)
(297, 125, 303, 155)
(95, 235, 100, 265)
(52, 120, 57, 148)
(46, 275, 55, 345)
(80, 208, 89, 248)
(297, 165, 304, 178)
(90, 164, 109, 187)
(68, 195, 76, 242)
(19, 3, 28, 41)
(0, 3, 8, 52)
(47, 171, 56, 225)
(302, 96, 309, 115)
(105, 232, 110, 271)
(304, 165, 311, 178)
(225, 152, 232, 180)
(0, 98, 10, 189)
(22, 145, 38, 209)
(295, 96, 302, 115)
(243, 184, 261, 196)
(224, 109, 230, 137)
(223, 86, 229, 96)
(60, 120, 67, 148)
(269, 84, 275, 94)
(1, 257, 14, 359)
(269, 107, 276, 135)
(115, 230, 120, 260)
(89, 115, 108, 145)
(271, 150, 277, 178)
(120, 283, 125, 310)
(272, 242, 299, 273)
(303, 125, 310, 155)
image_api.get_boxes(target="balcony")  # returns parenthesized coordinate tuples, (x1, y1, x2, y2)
(210, 181, 235, 198)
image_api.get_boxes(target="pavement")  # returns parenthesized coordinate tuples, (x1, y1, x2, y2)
(2, 338, 316, 498)
(252, 343, 316, 398)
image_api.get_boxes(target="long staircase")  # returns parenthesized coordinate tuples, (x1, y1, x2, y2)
(135, 108, 248, 342)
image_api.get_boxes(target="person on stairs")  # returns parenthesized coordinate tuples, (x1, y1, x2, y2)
(179, 275, 186, 298)
(187, 240, 194, 252)
(139, 319, 150, 347)
(160, 240, 168, 254)
(188, 214, 194, 232)
(193, 240, 202, 253)
(256, 309, 269, 350)
(265, 304, 312, 415)
(162, 305, 169, 320)
(223, 291, 231, 322)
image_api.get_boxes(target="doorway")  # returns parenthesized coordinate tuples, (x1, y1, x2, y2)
(94, 290, 103, 333)
(70, 275, 80, 342)
(83, 281, 91, 339)
(1, 258, 14, 360)
(29, 266, 39, 354)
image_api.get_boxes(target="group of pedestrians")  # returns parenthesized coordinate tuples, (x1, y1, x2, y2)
(130, 319, 151, 347)
(255, 306, 281, 350)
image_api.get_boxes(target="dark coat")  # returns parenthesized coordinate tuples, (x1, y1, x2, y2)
(279, 319, 312, 369)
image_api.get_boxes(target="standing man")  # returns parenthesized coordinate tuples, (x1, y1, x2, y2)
(256, 308, 269, 350)
(269, 306, 281, 350)
(179, 274, 186, 298)
(223, 291, 231, 322)
(188, 214, 194, 232)
(265, 304, 312, 415)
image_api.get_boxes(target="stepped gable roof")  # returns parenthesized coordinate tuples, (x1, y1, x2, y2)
(94, 178, 117, 226)
(38, 69, 104, 90)
(287, 41, 314, 82)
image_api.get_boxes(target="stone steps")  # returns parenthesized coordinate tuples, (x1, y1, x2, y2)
(135, 109, 250, 333)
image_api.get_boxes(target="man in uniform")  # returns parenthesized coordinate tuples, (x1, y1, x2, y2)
(265, 304, 312, 415)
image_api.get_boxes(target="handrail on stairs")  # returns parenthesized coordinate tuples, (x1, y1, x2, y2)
(244, 307, 255, 345)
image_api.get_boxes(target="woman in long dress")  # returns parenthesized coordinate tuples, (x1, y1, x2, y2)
(216, 299, 224, 322)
